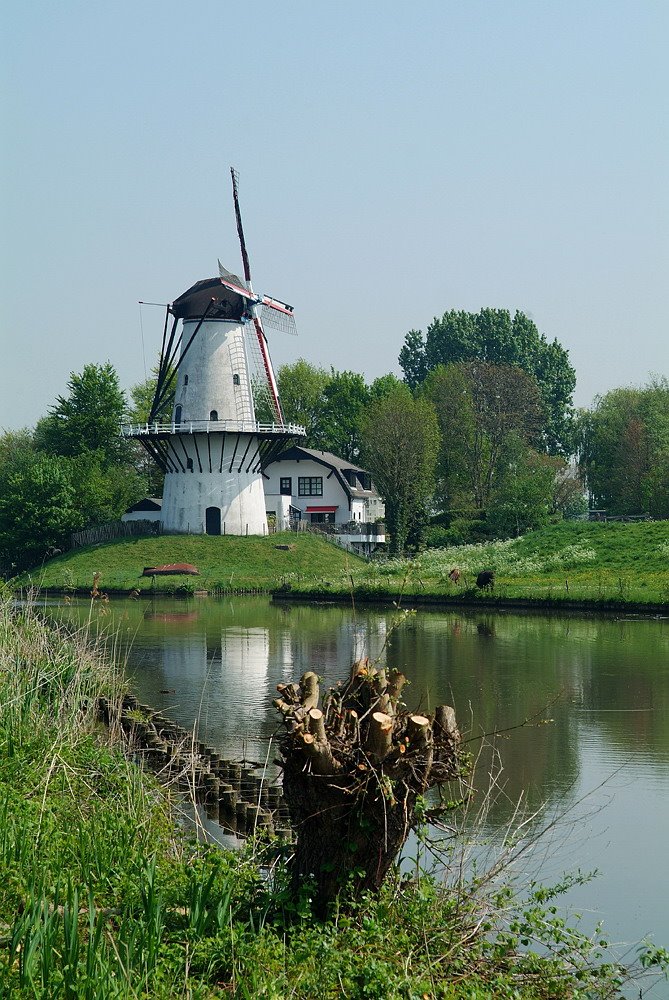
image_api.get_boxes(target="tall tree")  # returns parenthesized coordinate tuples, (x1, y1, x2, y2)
(34, 362, 130, 467)
(399, 308, 576, 454)
(577, 377, 669, 517)
(275, 360, 331, 442)
(425, 362, 544, 510)
(128, 368, 168, 495)
(360, 387, 439, 555)
(0, 448, 83, 573)
(315, 370, 370, 460)
(486, 435, 556, 537)
(397, 330, 429, 391)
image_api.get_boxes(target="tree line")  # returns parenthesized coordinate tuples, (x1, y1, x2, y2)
(1, 307, 667, 570)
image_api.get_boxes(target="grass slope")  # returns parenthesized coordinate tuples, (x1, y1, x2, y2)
(15, 532, 364, 595)
(14, 521, 669, 608)
(289, 521, 669, 608)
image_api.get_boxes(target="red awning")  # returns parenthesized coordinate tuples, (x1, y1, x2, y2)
(305, 505, 338, 512)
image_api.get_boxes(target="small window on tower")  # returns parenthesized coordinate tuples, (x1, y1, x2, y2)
(210, 410, 218, 421)
(184, 374, 189, 385)
(233, 374, 240, 386)
(186, 458, 193, 471)
(174, 405, 182, 424)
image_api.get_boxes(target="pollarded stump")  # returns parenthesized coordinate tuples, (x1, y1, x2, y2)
(275, 662, 460, 916)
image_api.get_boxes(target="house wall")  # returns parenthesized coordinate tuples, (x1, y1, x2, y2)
(121, 510, 161, 523)
(264, 457, 353, 523)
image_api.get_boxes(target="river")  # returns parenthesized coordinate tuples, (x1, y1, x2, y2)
(43, 595, 669, 996)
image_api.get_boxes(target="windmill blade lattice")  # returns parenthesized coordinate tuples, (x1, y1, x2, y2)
(260, 301, 297, 336)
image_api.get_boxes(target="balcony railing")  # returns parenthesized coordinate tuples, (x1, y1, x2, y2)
(120, 420, 306, 438)
(299, 522, 385, 537)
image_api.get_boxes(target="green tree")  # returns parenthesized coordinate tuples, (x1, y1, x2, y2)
(128, 369, 168, 495)
(487, 435, 555, 537)
(360, 387, 440, 555)
(66, 452, 146, 527)
(578, 377, 669, 516)
(34, 362, 130, 467)
(315, 370, 370, 461)
(399, 308, 576, 454)
(0, 449, 83, 573)
(276, 359, 331, 442)
(397, 329, 429, 390)
(368, 373, 405, 402)
(424, 362, 544, 510)
(129, 374, 158, 425)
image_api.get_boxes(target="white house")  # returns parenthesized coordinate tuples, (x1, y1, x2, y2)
(121, 497, 162, 524)
(263, 446, 385, 555)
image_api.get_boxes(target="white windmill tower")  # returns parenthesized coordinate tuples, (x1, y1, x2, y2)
(124, 170, 305, 536)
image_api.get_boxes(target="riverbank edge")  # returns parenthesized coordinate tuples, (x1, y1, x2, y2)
(21, 583, 669, 615)
(271, 588, 669, 615)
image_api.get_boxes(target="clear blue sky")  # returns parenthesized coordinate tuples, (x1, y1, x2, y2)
(2, 0, 667, 430)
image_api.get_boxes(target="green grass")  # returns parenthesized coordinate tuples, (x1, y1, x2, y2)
(1, 598, 656, 997)
(14, 531, 364, 596)
(13, 520, 669, 608)
(289, 521, 669, 609)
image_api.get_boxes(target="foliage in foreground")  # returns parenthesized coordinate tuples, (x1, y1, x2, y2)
(1, 599, 666, 997)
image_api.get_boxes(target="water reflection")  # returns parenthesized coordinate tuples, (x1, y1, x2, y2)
(41, 596, 669, 978)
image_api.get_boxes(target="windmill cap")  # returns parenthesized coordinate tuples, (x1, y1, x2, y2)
(171, 274, 248, 321)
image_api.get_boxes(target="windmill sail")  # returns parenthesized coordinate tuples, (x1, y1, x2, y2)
(229, 168, 284, 424)
(260, 300, 297, 336)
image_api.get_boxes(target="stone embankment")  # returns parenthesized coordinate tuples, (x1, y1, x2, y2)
(98, 694, 291, 838)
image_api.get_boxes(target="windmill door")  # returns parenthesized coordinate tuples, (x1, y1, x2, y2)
(205, 507, 221, 535)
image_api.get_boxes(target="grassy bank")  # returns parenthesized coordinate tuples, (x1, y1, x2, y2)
(14, 531, 363, 596)
(2, 599, 659, 997)
(12, 520, 669, 609)
(285, 521, 669, 609)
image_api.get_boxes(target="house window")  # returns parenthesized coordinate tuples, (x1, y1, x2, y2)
(298, 476, 323, 497)
(311, 511, 335, 524)
(209, 410, 218, 421)
(233, 374, 240, 386)
(280, 477, 292, 496)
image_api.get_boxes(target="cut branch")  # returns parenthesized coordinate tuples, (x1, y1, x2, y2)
(275, 661, 461, 916)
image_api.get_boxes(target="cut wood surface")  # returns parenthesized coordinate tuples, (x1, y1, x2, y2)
(274, 663, 461, 915)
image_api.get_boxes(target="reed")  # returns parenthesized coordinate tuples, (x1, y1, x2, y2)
(0, 597, 664, 997)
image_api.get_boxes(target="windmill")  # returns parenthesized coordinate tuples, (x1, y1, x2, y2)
(122, 171, 305, 536)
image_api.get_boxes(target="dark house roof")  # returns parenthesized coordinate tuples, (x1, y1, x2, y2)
(124, 497, 163, 513)
(267, 447, 378, 499)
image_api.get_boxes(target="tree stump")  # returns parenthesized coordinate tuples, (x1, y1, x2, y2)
(275, 659, 460, 916)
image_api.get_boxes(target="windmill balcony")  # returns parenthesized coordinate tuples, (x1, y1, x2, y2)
(120, 419, 306, 438)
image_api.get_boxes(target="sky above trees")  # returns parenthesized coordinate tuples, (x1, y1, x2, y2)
(2, 0, 667, 430)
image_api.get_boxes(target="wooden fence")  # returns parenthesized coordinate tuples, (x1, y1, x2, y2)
(71, 520, 161, 548)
